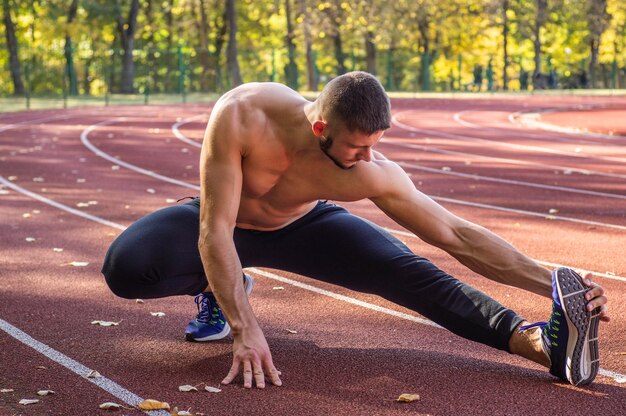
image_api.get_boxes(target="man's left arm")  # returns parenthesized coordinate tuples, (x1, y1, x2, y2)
(369, 162, 608, 319)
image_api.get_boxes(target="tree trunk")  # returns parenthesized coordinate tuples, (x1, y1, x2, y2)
(502, 0, 509, 90)
(2, 0, 25, 95)
(226, 0, 242, 87)
(284, 0, 298, 89)
(115, 0, 141, 94)
(197, 0, 213, 91)
(588, 0, 610, 88)
(298, 0, 317, 91)
(532, 0, 547, 82)
(365, 30, 377, 75)
(64, 0, 79, 96)
(214, 2, 228, 91)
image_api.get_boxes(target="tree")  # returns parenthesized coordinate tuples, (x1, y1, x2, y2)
(297, 0, 317, 91)
(2, 0, 24, 95)
(226, 0, 242, 86)
(114, 0, 140, 93)
(284, 0, 298, 89)
(587, 0, 611, 87)
(64, 0, 79, 96)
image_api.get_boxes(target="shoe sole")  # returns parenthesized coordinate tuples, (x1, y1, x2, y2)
(554, 267, 600, 386)
(185, 273, 255, 342)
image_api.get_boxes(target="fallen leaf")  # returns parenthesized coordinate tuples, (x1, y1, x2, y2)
(86, 370, 102, 378)
(36, 366, 47, 370)
(111, 165, 120, 170)
(32, 177, 44, 182)
(146, 188, 156, 194)
(25, 237, 36, 242)
(53, 248, 64, 252)
(19, 399, 39, 405)
(69, 261, 89, 267)
(76, 202, 90, 208)
(165, 198, 177, 203)
(138, 399, 170, 411)
(0, 389, 14, 393)
(99, 402, 122, 410)
(397, 393, 420, 402)
(171, 407, 193, 416)
(548, 208, 559, 214)
(32, 210, 40, 214)
(22, 213, 32, 218)
(37, 390, 54, 396)
(204, 386, 221, 393)
(91, 320, 120, 327)
(286, 329, 297, 334)
(150, 312, 166, 317)
(441, 166, 452, 171)
(8, 176, 17, 181)
(135, 299, 145, 304)
(178, 385, 198, 392)
(272, 286, 285, 290)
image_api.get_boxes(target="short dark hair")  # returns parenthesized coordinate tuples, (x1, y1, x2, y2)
(317, 71, 391, 134)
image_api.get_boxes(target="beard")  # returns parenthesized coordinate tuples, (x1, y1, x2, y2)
(320, 135, 354, 170)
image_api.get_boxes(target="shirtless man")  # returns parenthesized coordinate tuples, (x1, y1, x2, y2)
(102, 71, 609, 389)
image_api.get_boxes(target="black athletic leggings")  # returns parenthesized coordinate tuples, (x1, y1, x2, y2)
(102, 199, 523, 352)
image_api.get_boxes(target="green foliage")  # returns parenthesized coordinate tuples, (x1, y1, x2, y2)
(1, 0, 625, 97)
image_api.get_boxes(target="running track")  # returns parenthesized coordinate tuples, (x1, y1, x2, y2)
(1, 95, 625, 415)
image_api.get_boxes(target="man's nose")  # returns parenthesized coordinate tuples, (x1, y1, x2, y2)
(358, 148, 372, 162)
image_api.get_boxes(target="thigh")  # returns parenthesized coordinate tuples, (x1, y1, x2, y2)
(234, 202, 432, 295)
(102, 199, 207, 298)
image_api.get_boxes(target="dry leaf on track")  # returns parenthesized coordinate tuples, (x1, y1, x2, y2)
(272, 286, 285, 290)
(286, 329, 297, 334)
(25, 237, 36, 242)
(99, 402, 122, 410)
(150, 312, 166, 317)
(19, 399, 39, 405)
(37, 390, 54, 396)
(0, 389, 14, 393)
(53, 248, 64, 252)
(171, 407, 193, 416)
(178, 385, 198, 392)
(91, 320, 120, 327)
(86, 370, 102, 378)
(548, 208, 559, 214)
(204, 386, 221, 393)
(136, 299, 145, 304)
(397, 393, 420, 402)
(69, 261, 89, 267)
(138, 399, 170, 410)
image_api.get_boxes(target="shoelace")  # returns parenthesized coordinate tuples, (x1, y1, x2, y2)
(193, 293, 222, 326)
(518, 303, 562, 347)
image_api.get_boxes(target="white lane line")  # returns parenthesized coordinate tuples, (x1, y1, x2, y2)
(392, 112, 626, 164)
(80, 118, 199, 190)
(396, 161, 626, 200)
(0, 114, 69, 133)
(453, 110, 626, 145)
(0, 176, 126, 230)
(248, 268, 440, 328)
(510, 107, 626, 141)
(83, 119, 626, 231)
(172, 115, 204, 148)
(0, 318, 169, 416)
(381, 138, 626, 181)
(2, 181, 624, 384)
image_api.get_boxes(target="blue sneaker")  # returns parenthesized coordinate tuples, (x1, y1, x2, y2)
(185, 273, 255, 342)
(520, 267, 600, 386)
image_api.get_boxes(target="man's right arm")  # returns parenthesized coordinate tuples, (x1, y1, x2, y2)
(198, 101, 281, 388)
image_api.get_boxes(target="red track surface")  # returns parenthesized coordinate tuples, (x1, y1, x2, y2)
(1, 95, 625, 416)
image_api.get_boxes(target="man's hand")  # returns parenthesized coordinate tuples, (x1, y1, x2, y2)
(581, 272, 610, 322)
(221, 325, 282, 389)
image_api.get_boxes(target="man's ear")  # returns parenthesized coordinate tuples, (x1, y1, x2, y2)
(312, 120, 326, 137)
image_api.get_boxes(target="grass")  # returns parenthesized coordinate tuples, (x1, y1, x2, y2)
(0, 89, 624, 113)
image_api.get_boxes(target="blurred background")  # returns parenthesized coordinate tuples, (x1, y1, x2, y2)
(1, 0, 625, 109)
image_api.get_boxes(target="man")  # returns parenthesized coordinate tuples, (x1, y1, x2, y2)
(102, 72, 609, 389)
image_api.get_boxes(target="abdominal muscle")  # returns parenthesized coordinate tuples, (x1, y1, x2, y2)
(235, 197, 318, 231)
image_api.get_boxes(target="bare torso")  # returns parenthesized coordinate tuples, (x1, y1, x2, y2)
(203, 83, 392, 230)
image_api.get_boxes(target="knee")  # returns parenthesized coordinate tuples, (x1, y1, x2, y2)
(101, 239, 155, 299)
